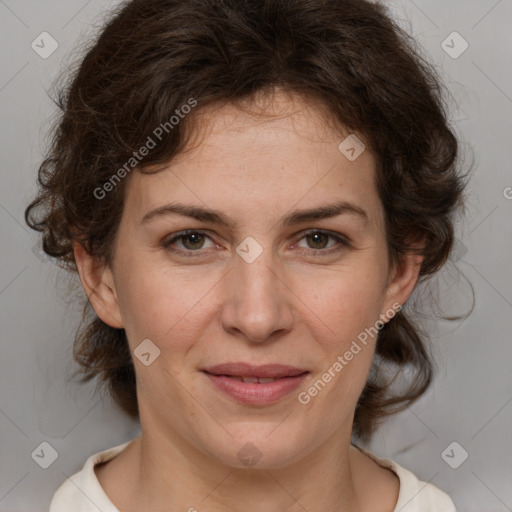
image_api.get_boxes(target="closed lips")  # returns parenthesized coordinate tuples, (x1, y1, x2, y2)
(203, 364, 310, 405)
(222, 376, 280, 383)
(206, 374, 308, 383)
(202, 363, 309, 380)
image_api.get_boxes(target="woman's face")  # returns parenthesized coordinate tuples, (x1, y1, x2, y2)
(80, 90, 420, 469)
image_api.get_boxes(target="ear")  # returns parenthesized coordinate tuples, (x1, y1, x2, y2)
(381, 240, 424, 319)
(73, 241, 124, 328)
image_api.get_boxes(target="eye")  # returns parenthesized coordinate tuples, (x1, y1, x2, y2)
(162, 229, 350, 258)
(162, 230, 216, 257)
(294, 230, 349, 256)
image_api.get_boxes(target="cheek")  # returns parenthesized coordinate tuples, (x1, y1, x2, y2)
(305, 269, 385, 347)
(113, 258, 215, 353)
(301, 270, 385, 396)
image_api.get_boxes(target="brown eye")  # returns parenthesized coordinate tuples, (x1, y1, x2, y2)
(178, 232, 206, 250)
(295, 230, 349, 256)
(305, 232, 330, 249)
(163, 230, 216, 257)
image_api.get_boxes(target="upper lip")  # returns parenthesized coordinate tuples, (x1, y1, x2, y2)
(202, 363, 309, 379)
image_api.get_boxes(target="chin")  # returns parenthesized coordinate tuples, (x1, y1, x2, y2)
(202, 427, 309, 470)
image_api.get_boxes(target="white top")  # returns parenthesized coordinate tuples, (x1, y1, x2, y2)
(49, 438, 456, 511)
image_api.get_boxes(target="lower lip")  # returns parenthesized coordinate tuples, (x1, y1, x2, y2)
(203, 372, 309, 405)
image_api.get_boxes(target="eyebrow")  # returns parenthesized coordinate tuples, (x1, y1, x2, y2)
(140, 200, 369, 228)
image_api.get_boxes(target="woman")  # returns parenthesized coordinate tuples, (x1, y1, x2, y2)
(25, 0, 470, 510)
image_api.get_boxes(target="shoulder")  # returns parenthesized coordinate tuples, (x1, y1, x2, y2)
(49, 439, 135, 512)
(352, 444, 457, 512)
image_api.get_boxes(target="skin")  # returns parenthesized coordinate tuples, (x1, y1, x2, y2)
(74, 88, 424, 512)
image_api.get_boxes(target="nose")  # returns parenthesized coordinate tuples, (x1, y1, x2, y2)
(220, 246, 294, 344)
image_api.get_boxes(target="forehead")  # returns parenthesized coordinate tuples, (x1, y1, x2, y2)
(123, 90, 383, 231)
(172, 90, 361, 165)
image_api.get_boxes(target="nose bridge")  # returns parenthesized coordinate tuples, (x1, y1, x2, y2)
(234, 235, 283, 308)
(222, 235, 293, 342)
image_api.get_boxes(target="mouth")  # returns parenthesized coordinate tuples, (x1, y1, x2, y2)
(201, 363, 310, 405)
(202, 362, 309, 380)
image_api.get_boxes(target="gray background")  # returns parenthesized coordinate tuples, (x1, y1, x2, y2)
(1, 0, 511, 511)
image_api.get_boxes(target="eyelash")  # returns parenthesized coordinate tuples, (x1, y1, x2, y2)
(162, 229, 350, 258)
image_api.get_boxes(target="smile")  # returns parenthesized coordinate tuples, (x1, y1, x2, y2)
(202, 363, 310, 405)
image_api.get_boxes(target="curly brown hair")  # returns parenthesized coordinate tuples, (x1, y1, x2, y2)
(24, 0, 472, 442)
